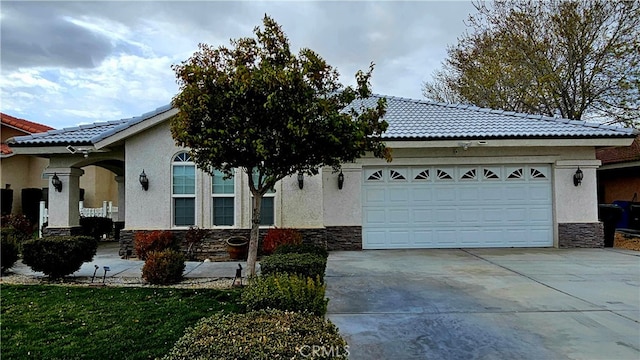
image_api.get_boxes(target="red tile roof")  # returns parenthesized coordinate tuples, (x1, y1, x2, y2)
(596, 135, 640, 165)
(0, 142, 12, 155)
(1, 113, 54, 134)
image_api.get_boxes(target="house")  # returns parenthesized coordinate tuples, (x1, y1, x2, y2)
(1, 113, 119, 221)
(596, 135, 640, 204)
(7, 95, 637, 253)
(1, 113, 53, 216)
(596, 135, 640, 229)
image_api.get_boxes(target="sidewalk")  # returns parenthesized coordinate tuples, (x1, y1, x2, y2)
(8, 241, 253, 282)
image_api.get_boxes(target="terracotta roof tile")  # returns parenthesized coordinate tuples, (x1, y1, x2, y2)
(1, 113, 54, 134)
(1, 143, 12, 155)
(596, 135, 640, 164)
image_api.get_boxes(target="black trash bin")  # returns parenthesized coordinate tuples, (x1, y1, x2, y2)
(598, 204, 624, 247)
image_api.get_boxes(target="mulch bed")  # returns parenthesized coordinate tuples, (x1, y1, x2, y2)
(614, 231, 640, 251)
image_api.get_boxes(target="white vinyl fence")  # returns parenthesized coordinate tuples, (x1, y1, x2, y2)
(39, 200, 118, 238)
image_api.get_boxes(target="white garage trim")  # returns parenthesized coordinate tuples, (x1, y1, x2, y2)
(362, 165, 553, 249)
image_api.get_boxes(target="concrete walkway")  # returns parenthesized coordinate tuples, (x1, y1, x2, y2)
(9, 241, 248, 280)
(326, 248, 640, 360)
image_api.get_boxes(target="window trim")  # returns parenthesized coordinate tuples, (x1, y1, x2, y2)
(171, 152, 197, 228)
(211, 169, 236, 227)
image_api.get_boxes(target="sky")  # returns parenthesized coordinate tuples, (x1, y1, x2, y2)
(0, 1, 477, 130)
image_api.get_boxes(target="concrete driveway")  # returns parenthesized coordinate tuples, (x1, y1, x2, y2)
(325, 248, 640, 360)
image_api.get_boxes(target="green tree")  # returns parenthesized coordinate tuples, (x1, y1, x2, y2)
(423, 0, 640, 127)
(171, 16, 390, 275)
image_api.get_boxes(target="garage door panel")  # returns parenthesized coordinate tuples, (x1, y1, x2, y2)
(388, 209, 410, 224)
(413, 209, 433, 224)
(363, 209, 386, 225)
(388, 188, 409, 203)
(362, 165, 553, 249)
(433, 208, 458, 224)
(389, 231, 410, 245)
(364, 188, 386, 204)
(435, 188, 457, 202)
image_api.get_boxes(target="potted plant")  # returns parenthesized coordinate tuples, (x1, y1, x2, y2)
(226, 236, 248, 260)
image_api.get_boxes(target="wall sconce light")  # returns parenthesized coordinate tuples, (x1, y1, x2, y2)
(338, 171, 344, 190)
(51, 173, 62, 192)
(573, 167, 583, 186)
(139, 170, 149, 191)
(297, 172, 304, 190)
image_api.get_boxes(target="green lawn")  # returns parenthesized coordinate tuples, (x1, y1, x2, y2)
(1, 285, 242, 360)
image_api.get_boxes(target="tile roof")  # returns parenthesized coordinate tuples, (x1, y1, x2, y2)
(596, 135, 640, 165)
(352, 95, 636, 139)
(1, 143, 12, 155)
(8, 95, 636, 148)
(1, 113, 54, 134)
(7, 105, 173, 147)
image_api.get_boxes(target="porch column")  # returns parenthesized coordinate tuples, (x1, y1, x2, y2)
(115, 175, 125, 222)
(44, 167, 84, 230)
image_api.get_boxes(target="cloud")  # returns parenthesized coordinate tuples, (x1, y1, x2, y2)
(0, 1, 476, 129)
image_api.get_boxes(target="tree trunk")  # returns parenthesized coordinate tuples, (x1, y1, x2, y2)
(246, 193, 262, 276)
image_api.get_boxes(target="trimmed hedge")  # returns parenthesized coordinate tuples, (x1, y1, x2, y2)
(162, 309, 349, 360)
(274, 243, 329, 258)
(1, 235, 19, 274)
(142, 249, 185, 285)
(22, 236, 98, 279)
(261, 227, 303, 255)
(242, 273, 328, 316)
(260, 253, 327, 280)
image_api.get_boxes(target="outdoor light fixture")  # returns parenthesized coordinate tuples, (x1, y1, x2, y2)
(51, 173, 62, 192)
(573, 167, 583, 186)
(297, 172, 304, 189)
(338, 171, 344, 190)
(139, 170, 149, 191)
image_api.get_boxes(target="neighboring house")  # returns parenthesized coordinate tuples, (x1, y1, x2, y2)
(7, 95, 637, 252)
(1, 113, 118, 220)
(1, 113, 53, 215)
(596, 135, 640, 204)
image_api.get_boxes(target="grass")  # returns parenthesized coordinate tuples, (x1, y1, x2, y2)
(1, 285, 242, 360)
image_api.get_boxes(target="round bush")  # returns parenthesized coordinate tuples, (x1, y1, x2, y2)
(142, 249, 185, 285)
(162, 309, 349, 360)
(1, 235, 20, 274)
(22, 236, 98, 279)
(260, 253, 327, 280)
(134, 230, 179, 260)
(242, 273, 328, 315)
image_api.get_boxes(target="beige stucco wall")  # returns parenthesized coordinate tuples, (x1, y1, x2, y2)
(80, 166, 118, 207)
(0, 154, 49, 214)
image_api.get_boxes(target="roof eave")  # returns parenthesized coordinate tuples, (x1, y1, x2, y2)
(93, 107, 178, 149)
(385, 137, 635, 149)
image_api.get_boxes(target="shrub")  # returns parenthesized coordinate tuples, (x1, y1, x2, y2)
(1, 214, 34, 240)
(142, 249, 185, 285)
(134, 231, 179, 260)
(22, 236, 98, 279)
(79, 216, 113, 241)
(242, 273, 328, 316)
(1, 235, 19, 274)
(184, 226, 207, 260)
(275, 243, 329, 258)
(162, 309, 348, 360)
(262, 227, 302, 255)
(260, 253, 327, 280)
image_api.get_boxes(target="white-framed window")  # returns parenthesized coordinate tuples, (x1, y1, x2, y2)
(251, 172, 275, 226)
(212, 169, 235, 226)
(172, 152, 196, 227)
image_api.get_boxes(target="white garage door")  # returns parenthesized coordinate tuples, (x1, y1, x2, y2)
(362, 165, 553, 249)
